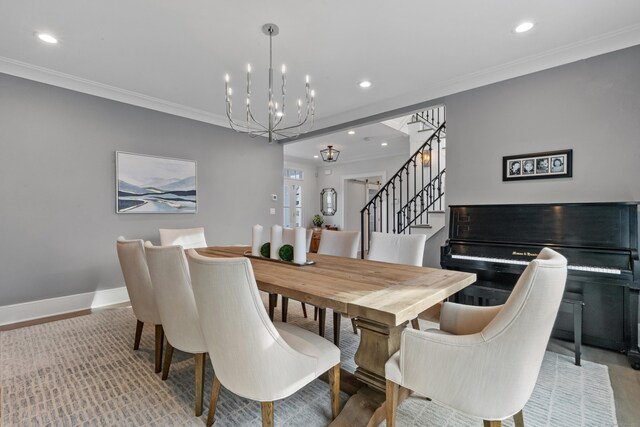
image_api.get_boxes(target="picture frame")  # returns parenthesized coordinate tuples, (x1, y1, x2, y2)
(503, 149, 572, 181)
(116, 151, 197, 213)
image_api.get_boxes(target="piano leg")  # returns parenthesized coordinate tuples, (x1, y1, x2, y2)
(628, 289, 640, 370)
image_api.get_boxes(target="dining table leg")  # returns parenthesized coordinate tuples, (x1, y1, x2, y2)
(328, 317, 410, 427)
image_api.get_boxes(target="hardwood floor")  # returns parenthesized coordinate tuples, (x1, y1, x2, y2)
(2, 304, 639, 426)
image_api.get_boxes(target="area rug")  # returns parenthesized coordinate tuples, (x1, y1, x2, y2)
(1, 301, 617, 426)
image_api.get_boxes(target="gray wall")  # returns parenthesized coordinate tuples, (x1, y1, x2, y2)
(0, 74, 283, 306)
(445, 45, 640, 206)
(315, 154, 408, 229)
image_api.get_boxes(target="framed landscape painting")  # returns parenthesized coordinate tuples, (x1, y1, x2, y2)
(116, 151, 197, 213)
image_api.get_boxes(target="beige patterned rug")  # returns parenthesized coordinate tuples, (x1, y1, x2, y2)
(1, 300, 617, 426)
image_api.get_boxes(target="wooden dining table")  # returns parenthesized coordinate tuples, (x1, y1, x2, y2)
(196, 246, 476, 426)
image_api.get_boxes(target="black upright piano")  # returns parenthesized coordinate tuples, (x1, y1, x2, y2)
(441, 202, 640, 369)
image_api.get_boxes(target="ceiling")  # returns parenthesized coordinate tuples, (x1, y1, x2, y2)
(2, 1, 640, 136)
(284, 122, 410, 164)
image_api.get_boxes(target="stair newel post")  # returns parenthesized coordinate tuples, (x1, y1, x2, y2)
(412, 158, 417, 226)
(385, 188, 389, 233)
(378, 194, 384, 233)
(429, 142, 433, 208)
(372, 197, 377, 233)
(405, 166, 410, 234)
(398, 174, 403, 232)
(421, 147, 425, 225)
(392, 182, 396, 233)
(360, 206, 367, 259)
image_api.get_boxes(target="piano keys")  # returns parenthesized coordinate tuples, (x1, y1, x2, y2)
(440, 202, 640, 369)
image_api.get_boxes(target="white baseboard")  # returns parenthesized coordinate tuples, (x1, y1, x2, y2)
(0, 286, 130, 326)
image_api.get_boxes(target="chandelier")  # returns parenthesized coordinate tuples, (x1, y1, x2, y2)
(320, 145, 340, 162)
(224, 23, 316, 144)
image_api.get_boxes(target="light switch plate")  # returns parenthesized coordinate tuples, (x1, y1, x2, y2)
(270, 208, 276, 215)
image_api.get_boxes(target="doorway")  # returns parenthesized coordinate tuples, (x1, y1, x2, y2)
(341, 172, 385, 234)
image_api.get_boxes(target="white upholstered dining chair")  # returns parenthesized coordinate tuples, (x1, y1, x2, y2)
(367, 231, 426, 266)
(159, 227, 207, 249)
(277, 227, 315, 319)
(282, 227, 313, 252)
(315, 230, 360, 345)
(186, 251, 341, 426)
(385, 248, 568, 427)
(367, 231, 431, 329)
(317, 230, 360, 258)
(116, 237, 164, 373)
(144, 242, 208, 416)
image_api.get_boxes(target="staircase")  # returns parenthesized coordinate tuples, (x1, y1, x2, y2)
(360, 106, 446, 257)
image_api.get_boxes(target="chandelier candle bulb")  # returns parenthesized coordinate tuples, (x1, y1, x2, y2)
(224, 23, 315, 143)
(270, 225, 283, 260)
(294, 227, 307, 264)
(252, 224, 263, 256)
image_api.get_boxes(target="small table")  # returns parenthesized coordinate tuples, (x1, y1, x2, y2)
(196, 246, 476, 426)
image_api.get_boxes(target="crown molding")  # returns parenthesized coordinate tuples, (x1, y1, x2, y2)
(309, 23, 640, 132)
(0, 56, 231, 128)
(2, 23, 639, 132)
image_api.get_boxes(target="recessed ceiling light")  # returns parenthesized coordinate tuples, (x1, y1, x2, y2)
(347, 130, 355, 135)
(359, 80, 372, 88)
(381, 142, 388, 146)
(313, 155, 319, 158)
(514, 22, 534, 33)
(36, 33, 58, 44)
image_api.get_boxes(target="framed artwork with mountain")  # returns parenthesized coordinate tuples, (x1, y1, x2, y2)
(116, 151, 197, 213)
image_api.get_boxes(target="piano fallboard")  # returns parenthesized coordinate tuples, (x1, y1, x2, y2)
(442, 242, 634, 285)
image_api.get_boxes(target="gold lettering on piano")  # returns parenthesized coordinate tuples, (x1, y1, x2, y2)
(512, 251, 539, 257)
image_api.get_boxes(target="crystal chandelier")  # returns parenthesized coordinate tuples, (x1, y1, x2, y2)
(224, 23, 316, 144)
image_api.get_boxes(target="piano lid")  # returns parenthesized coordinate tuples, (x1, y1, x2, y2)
(449, 202, 639, 251)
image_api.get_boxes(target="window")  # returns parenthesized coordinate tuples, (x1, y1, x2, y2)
(283, 168, 304, 227)
(284, 168, 304, 180)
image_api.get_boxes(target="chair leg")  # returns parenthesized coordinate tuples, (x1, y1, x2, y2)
(351, 318, 358, 334)
(261, 401, 274, 427)
(386, 379, 399, 427)
(483, 421, 502, 427)
(161, 340, 174, 380)
(513, 410, 524, 427)
(301, 302, 308, 318)
(268, 293, 277, 321)
(314, 306, 318, 321)
(195, 353, 206, 416)
(411, 318, 420, 330)
(207, 375, 221, 427)
(154, 325, 164, 373)
(333, 311, 341, 346)
(134, 320, 144, 350)
(328, 363, 341, 419)
(318, 308, 326, 337)
(281, 296, 289, 322)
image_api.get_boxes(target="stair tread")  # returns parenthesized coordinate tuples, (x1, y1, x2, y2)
(410, 224, 433, 229)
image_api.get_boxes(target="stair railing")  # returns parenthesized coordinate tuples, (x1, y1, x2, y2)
(360, 121, 446, 258)
(397, 168, 446, 234)
(411, 105, 446, 132)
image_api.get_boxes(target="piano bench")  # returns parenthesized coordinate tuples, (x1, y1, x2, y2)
(559, 294, 585, 366)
